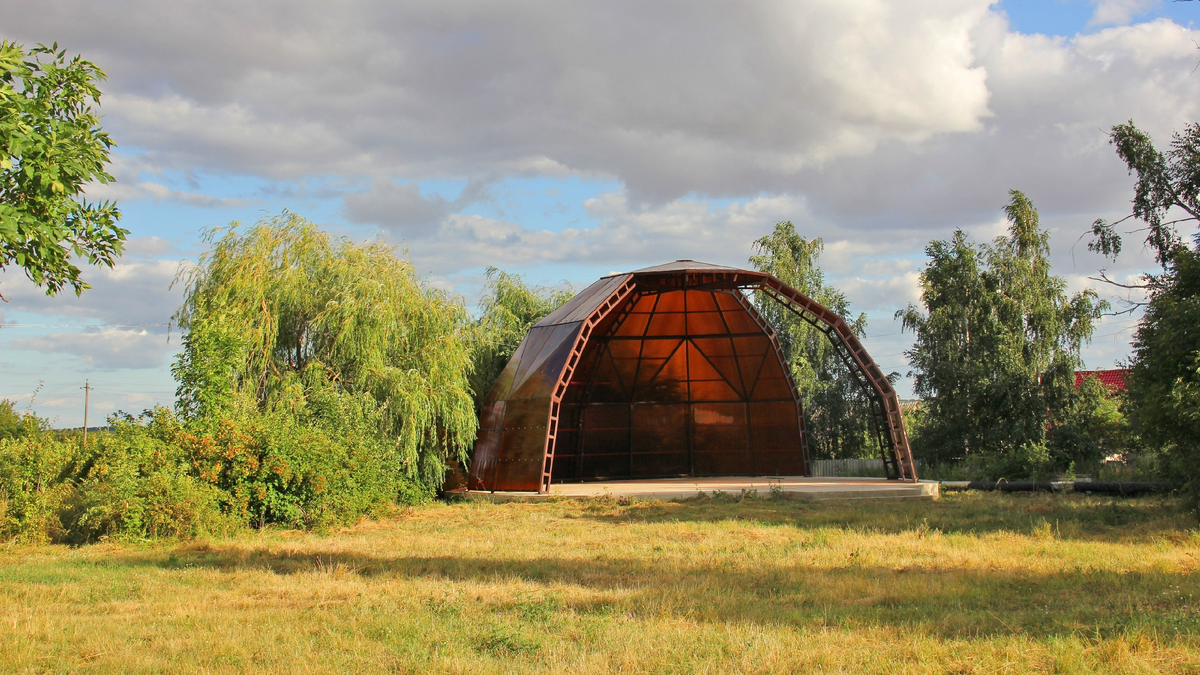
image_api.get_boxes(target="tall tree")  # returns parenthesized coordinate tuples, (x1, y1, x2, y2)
(172, 212, 476, 491)
(468, 268, 573, 411)
(0, 42, 125, 297)
(900, 191, 1106, 475)
(750, 222, 876, 459)
(1090, 121, 1200, 506)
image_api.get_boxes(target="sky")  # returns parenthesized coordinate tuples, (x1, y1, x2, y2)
(1, 0, 1197, 426)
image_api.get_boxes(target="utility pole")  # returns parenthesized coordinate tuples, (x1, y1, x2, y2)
(82, 380, 91, 448)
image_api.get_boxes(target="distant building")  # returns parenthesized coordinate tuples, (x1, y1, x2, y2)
(1074, 369, 1130, 392)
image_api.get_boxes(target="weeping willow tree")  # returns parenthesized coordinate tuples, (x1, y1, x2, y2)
(750, 221, 877, 459)
(468, 267, 573, 411)
(172, 212, 476, 491)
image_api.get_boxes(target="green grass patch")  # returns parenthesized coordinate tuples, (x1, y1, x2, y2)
(1, 492, 1198, 673)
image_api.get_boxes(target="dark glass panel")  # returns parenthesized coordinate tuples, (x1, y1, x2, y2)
(550, 454, 578, 482)
(646, 311, 686, 336)
(616, 312, 651, 336)
(686, 311, 730, 337)
(493, 459, 542, 492)
(487, 351, 522, 401)
(561, 275, 628, 323)
(632, 402, 688, 430)
(582, 427, 630, 457)
(500, 425, 548, 463)
(693, 451, 749, 476)
(693, 401, 745, 426)
(693, 424, 748, 454)
(633, 358, 667, 389)
(502, 398, 550, 432)
(629, 293, 659, 314)
(692, 402, 749, 453)
(637, 338, 678, 359)
(557, 401, 582, 432)
(467, 456, 495, 490)
(469, 428, 501, 477)
(479, 401, 506, 430)
(636, 347, 688, 401)
(607, 340, 642, 394)
(749, 400, 797, 423)
(751, 376, 794, 400)
(555, 428, 580, 460)
(653, 291, 685, 312)
(752, 423, 802, 450)
(697, 354, 744, 398)
(736, 350, 768, 397)
(692, 336, 734, 357)
(688, 379, 740, 402)
(710, 290, 742, 310)
(565, 345, 601, 390)
(685, 290, 719, 311)
(587, 347, 627, 403)
(628, 401, 686, 454)
(510, 323, 582, 400)
(509, 325, 558, 389)
(581, 453, 629, 479)
(583, 404, 630, 430)
(539, 277, 610, 326)
(753, 450, 806, 476)
(721, 308, 761, 333)
(631, 452, 690, 477)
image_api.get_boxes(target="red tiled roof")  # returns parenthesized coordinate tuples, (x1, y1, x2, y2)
(1075, 369, 1130, 391)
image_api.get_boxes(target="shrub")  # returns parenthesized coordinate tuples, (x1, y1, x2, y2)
(67, 415, 231, 542)
(0, 423, 80, 542)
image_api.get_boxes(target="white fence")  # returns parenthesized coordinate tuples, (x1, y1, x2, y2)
(809, 458, 889, 477)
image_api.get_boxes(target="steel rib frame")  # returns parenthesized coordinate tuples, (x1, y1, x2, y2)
(527, 269, 914, 493)
(539, 275, 637, 494)
(753, 277, 917, 482)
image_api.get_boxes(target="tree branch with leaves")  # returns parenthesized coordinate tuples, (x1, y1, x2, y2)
(0, 42, 126, 299)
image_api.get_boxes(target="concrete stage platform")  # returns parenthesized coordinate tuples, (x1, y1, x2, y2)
(465, 476, 939, 503)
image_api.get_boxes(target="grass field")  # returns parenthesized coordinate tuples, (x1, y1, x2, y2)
(2, 491, 1199, 674)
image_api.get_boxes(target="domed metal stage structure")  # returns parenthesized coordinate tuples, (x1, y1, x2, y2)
(467, 261, 917, 495)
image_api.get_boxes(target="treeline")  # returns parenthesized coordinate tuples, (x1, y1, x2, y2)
(898, 122, 1200, 499)
(0, 216, 573, 542)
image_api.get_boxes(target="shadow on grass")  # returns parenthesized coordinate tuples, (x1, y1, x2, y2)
(103, 535, 1200, 641)
(563, 491, 1192, 542)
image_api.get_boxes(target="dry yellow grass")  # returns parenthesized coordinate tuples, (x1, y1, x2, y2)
(2, 491, 1198, 674)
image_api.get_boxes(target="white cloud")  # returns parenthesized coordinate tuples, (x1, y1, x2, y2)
(121, 236, 181, 259)
(837, 271, 924, 312)
(3, 0, 994, 201)
(393, 192, 815, 276)
(1088, 0, 1159, 27)
(7, 328, 173, 370)
(84, 153, 252, 208)
(0, 258, 184, 327)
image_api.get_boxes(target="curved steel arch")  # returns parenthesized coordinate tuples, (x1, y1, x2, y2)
(753, 275, 917, 482)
